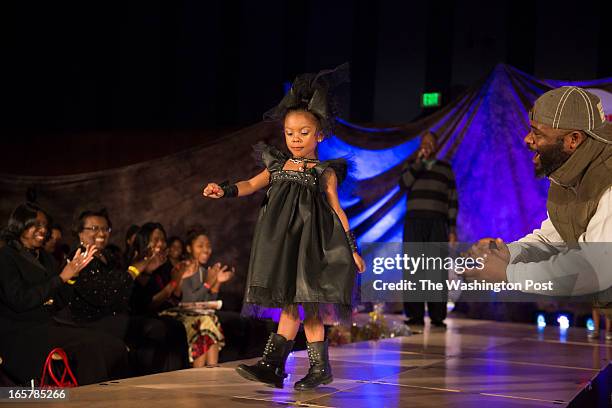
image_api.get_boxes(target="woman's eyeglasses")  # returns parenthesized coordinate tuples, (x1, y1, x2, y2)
(82, 226, 112, 233)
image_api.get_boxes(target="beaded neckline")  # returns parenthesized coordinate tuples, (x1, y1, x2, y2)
(286, 157, 320, 172)
(271, 170, 318, 188)
(289, 157, 319, 163)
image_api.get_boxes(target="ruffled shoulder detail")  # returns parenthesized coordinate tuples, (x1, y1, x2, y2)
(252, 142, 288, 172)
(314, 158, 348, 185)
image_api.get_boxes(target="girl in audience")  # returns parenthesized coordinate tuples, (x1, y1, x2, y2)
(163, 226, 233, 367)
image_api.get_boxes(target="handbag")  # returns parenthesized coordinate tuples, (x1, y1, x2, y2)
(40, 348, 78, 387)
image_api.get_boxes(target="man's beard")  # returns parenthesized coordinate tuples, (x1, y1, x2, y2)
(534, 138, 571, 178)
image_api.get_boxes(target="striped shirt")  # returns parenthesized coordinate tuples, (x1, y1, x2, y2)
(399, 159, 458, 231)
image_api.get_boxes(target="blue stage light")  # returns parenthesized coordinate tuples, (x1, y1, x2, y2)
(586, 318, 595, 331)
(557, 315, 570, 330)
(536, 314, 546, 329)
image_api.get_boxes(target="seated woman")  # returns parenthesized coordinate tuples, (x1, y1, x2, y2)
(66, 211, 190, 375)
(167, 236, 185, 268)
(129, 223, 183, 312)
(162, 226, 234, 367)
(128, 222, 190, 371)
(63, 208, 133, 334)
(0, 203, 129, 385)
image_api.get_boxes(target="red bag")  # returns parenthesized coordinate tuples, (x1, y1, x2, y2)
(40, 348, 78, 388)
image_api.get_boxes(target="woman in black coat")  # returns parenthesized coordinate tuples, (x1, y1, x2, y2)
(0, 203, 129, 385)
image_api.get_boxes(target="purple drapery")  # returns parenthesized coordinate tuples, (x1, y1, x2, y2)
(1, 64, 611, 315)
(326, 64, 612, 244)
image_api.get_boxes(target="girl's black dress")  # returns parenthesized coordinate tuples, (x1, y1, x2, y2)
(244, 144, 355, 316)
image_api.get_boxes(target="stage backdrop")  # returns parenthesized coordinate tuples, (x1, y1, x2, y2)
(1, 64, 611, 311)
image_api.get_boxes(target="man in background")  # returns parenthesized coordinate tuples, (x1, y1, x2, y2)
(399, 131, 458, 328)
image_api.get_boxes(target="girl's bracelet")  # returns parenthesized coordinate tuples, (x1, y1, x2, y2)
(345, 229, 359, 254)
(219, 181, 238, 198)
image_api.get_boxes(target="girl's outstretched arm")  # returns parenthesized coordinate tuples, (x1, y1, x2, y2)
(203, 169, 270, 199)
(322, 169, 366, 272)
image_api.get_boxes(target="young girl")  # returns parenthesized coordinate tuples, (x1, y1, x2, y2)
(202, 65, 365, 390)
(176, 226, 233, 367)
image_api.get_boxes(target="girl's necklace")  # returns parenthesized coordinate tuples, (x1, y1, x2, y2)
(289, 157, 319, 172)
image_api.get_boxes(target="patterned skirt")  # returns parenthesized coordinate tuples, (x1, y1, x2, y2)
(160, 310, 225, 363)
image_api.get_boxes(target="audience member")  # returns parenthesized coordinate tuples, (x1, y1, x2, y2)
(0, 203, 129, 385)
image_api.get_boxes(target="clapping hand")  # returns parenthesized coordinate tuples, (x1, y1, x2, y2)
(61, 244, 98, 282)
(144, 247, 168, 273)
(203, 183, 224, 199)
(216, 266, 235, 283)
(206, 262, 234, 286)
(176, 259, 198, 279)
(463, 237, 510, 282)
(467, 238, 510, 263)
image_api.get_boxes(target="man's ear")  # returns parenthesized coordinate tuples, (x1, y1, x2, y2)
(565, 131, 586, 152)
(186, 245, 192, 255)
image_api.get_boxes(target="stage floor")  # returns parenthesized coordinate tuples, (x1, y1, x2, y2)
(18, 316, 611, 407)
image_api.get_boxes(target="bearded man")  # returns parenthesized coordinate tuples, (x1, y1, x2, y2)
(466, 86, 612, 299)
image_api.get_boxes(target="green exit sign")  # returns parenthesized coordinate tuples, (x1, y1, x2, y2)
(421, 92, 441, 107)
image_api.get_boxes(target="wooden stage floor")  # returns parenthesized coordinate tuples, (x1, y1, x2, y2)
(15, 317, 611, 407)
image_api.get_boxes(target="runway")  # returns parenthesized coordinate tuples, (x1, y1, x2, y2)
(14, 316, 611, 407)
